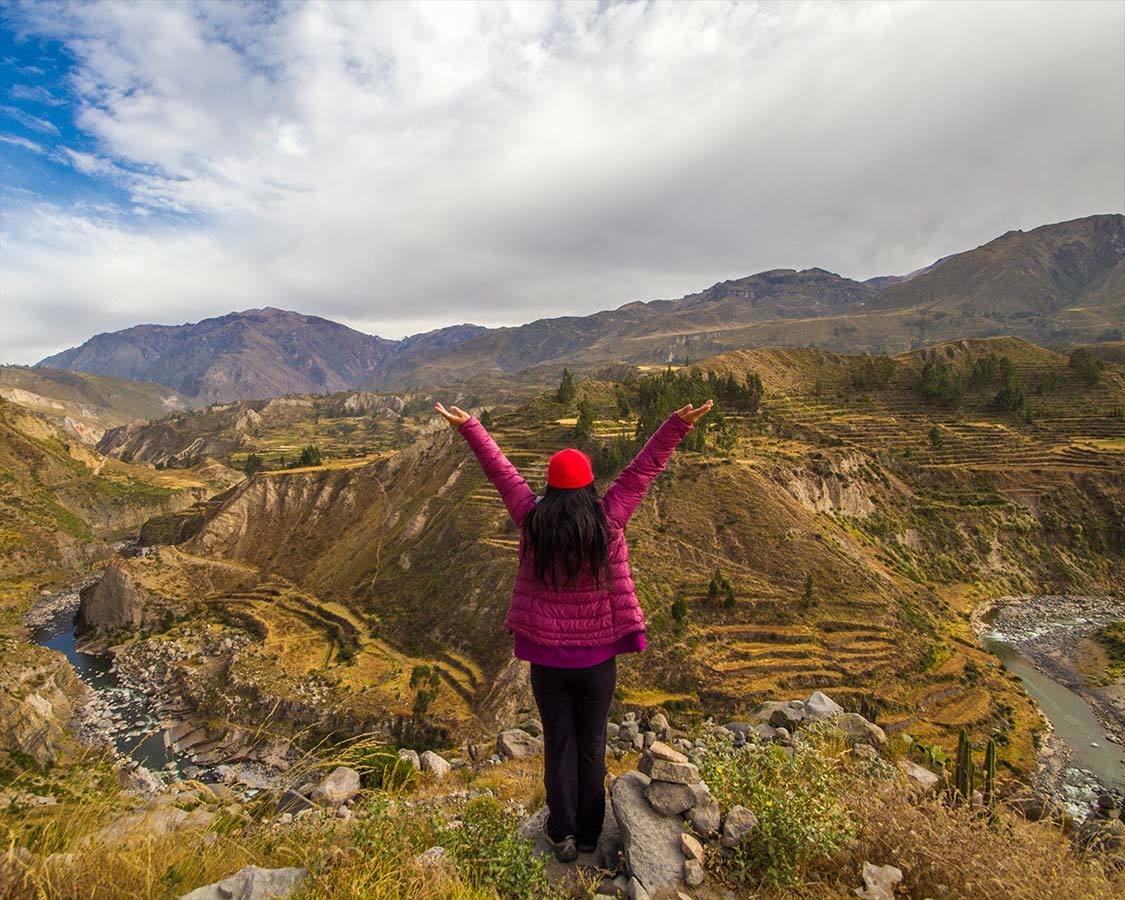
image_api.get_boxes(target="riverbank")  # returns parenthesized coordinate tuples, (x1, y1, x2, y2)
(973, 594, 1125, 817)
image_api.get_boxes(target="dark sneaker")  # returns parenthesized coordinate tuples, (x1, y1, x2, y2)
(542, 818, 579, 863)
(576, 837, 597, 854)
(554, 835, 578, 863)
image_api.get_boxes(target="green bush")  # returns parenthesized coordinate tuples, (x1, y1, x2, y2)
(698, 731, 854, 886)
(443, 795, 549, 899)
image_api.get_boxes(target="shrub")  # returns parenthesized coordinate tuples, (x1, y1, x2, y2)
(443, 795, 549, 899)
(556, 368, 576, 404)
(918, 358, 965, 407)
(698, 731, 854, 886)
(1068, 347, 1104, 386)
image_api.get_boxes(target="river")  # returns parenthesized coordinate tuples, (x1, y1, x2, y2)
(26, 585, 181, 777)
(979, 597, 1125, 817)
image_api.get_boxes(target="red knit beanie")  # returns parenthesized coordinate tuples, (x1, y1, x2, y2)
(547, 448, 594, 489)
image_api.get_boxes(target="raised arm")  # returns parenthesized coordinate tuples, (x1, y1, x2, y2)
(602, 400, 712, 529)
(436, 404, 537, 527)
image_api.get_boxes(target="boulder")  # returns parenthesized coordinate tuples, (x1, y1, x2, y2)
(496, 728, 543, 760)
(804, 691, 844, 722)
(648, 740, 689, 763)
(769, 705, 805, 730)
(899, 761, 939, 792)
(687, 799, 721, 837)
(397, 749, 421, 771)
(833, 713, 887, 753)
(645, 780, 708, 816)
(855, 861, 903, 900)
(683, 858, 704, 888)
(419, 751, 451, 779)
(179, 865, 306, 900)
(638, 751, 700, 785)
(275, 789, 315, 815)
(310, 767, 361, 806)
(610, 771, 686, 895)
(748, 702, 787, 724)
(720, 805, 758, 848)
(649, 713, 670, 738)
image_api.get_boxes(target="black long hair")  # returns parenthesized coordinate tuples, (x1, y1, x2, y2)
(521, 484, 610, 589)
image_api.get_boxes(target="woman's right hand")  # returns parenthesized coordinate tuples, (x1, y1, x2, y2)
(434, 402, 471, 427)
(675, 399, 713, 424)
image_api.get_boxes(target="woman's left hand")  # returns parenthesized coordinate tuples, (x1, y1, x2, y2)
(435, 402, 471, 427)
(675, 399, 713, 425)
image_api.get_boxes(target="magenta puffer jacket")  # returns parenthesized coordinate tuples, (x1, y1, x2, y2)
(458, 412, 692, 646)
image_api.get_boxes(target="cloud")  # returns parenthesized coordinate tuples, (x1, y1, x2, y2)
(1, 103, 59, 134)
(0, 0, 1122, 365)
(0, 133, 46, 153)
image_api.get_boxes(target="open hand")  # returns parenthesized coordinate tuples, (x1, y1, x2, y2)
(675, 399, 713, 425)
(434, 402, 471, 427)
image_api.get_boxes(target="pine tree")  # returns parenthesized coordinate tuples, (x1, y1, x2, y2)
(556, 368, 577, 404)
(244, 452, 262, 475)
(801, 574, 815, 609)
(574, 399, 596, 442)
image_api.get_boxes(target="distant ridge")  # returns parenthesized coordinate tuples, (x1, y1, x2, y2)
(38, 214, 1123, 399)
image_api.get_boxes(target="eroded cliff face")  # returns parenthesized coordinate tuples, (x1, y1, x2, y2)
(0, 644, 88, 763)
(77, 562, 163, 632)
(776, 450, 894, 517)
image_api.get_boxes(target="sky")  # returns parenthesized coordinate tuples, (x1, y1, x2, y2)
(0, 0, 1122, 365)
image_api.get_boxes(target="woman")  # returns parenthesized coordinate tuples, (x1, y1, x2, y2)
(435, 397, 712, 863)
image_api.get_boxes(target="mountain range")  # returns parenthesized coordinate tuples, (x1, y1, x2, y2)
(34, 214, 1124, 402)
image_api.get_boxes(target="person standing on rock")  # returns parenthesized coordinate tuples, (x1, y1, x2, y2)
(435, 397, 712, 863)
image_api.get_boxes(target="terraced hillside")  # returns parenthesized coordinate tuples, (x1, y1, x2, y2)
(88, 337, 1120, 778)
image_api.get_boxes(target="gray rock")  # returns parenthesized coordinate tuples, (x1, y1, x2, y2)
(596, 874, 629, 899)
(680, 832, 704, 864)
(627, 876, 650, 900)
(855, 861, 903, 900)
(620, 722, 640, 743)
(648, 740, 688, 763)
(720, 805, 758, 848)
(834, 713, 887, 753)
(768, 705, 805, 730)
(607, 722, 621, 740)
(650, 713, 670, 738)
(310, 767, 360, 806)
(753, 723, 780, 743)
(645, 779, 709, 816)
(711, 725, 734, 741)
(687, 799, 721, 837)
(638, 752, 700, 785)
(179, 865, 306, 900)
(900, 761, 939, 792)
(419, 751, 451, 779)
(496, 728, 543, 760)
(804, 690, 844, 722)
(748, 702, 786, 724)
(275, 789, 314, 815)
(397, 748, 421, 770)
(611, 771, 686, 895)
(413, 846, 447, 868)
(521, 719, 543, 738)
(683, 858, 704, 888)
(642, 731, 656, 749)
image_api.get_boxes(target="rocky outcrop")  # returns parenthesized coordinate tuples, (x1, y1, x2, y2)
(310, 767, 361, 806)
(610, 770, 687, 896)
(0, 644, 88, 763)
(77, 562, 166, 631)
(179, 865, 306, 900)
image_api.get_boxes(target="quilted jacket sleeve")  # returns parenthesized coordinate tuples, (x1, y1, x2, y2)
(602, 412, 692, 529)
(457, 417, 537, 527)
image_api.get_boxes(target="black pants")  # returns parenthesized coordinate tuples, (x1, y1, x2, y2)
(530, 656, 617, 844)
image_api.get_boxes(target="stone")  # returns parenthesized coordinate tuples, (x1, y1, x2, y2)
(642, 731, 656, 749)
(833, 713, 887, 753)
(711, 725, 734, 741)
(687, 799, 721, 837)
(309, 767, 360, 806)
(611, 771, 686, 895)
(178, 865, 306, 900)
(649, 713, 670, 738)
(769, 705, 805, 730)
(638, 752, 700, 785)
(627, 876, 650, 900)
(753, 723, 780, 743)
(521, 719, 543, 738)
(900, 761, 939, 792)
(680, 832, 704, 864)
(607, 722, 620, 740)
(854, 861, 903, 900)
(596, 874, 629, 899)
(748, 701, 787, 724)
(804, 690, 844, 722)
(620, 722, 640, 743)
(683, 858, 704, 888)
(496, 728, 543, 760)
(275, 790, 315, 815)
(720, 805, 758, 848)
(853, 744, 879, 762)
(419, 751, 451, 779)
(397, 749, 420, 770)
(413, 846, 447, 868)
(645, 780, 709, 816)
(647, 740, 688, 763)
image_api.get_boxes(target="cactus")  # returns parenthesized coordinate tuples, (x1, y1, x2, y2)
(983, 738, 997, 806)
(954, 729, 974, 803)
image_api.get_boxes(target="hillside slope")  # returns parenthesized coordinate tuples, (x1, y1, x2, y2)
(0, 365, 190, 444)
